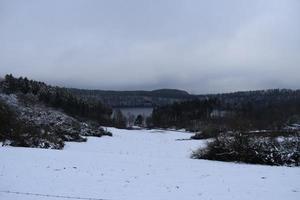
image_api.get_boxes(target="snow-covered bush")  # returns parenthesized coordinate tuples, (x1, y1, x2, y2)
(8, 122, 65, 149)
(192, 133, 300, 166)
(0, 93, 112, 149)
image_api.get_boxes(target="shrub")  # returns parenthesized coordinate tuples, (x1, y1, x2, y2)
(190, 125, 220, 139)
(99, 127, 113, 136)
(192, 133, 300, 166)
(9, 123, 65, 149)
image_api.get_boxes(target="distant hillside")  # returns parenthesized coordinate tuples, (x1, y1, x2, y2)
(152, 89, 300, 131)
(198, 89, 300, 109)
(68, 88, 194, 107)
(69, 86, 300, 109)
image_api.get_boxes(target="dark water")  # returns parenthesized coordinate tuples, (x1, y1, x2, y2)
(114, 107, 153, 118)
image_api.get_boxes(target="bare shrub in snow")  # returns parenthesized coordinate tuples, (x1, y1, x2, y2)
(192, 133, 300, 166)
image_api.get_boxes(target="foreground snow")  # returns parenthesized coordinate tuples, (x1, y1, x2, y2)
(0, 128, 299, 200)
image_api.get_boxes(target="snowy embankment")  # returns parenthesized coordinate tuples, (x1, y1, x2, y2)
(1, 128, 300, 200)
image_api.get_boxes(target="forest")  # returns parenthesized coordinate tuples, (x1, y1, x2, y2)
(1, 74, 112, 125)
(151, 89, 300, 132)
(2, 74, 300, 133)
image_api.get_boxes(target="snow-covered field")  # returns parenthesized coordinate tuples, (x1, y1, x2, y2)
(1, 128, 300, 200)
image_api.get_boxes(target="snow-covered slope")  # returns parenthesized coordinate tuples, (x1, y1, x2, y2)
(1, 128, 299, 200)
(0, 93, 110, 149)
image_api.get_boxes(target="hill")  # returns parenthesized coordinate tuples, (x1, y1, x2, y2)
(68, 88, 194, 107)
(0, 74, 112, 149)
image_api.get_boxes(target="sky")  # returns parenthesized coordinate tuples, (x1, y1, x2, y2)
(0, 0, 299, 94)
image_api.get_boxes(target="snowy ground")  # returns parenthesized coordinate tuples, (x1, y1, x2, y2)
(1, 128, 300, 200)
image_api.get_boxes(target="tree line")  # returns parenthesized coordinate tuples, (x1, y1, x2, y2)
(151, 90, 300, 131)
(1, 74, 112, 125)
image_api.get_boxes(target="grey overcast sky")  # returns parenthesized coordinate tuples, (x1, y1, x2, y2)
(0, 0, 299, 94)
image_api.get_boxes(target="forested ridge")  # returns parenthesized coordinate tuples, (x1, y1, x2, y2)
(152, 89, 300, 131)
(0, 74, 112, 149)
(1, 74, 112, 124)
(69, 88, 193, 108)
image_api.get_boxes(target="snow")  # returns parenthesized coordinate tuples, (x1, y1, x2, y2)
(1, 128, 300, 200)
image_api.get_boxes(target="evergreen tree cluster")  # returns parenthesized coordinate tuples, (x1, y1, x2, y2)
(1, 74, 112, 125)
(225, 97, 300, 131)
(111, 109, 127, 129)
(0, 99, 16, 141)
(151, 90, 300, 131)
(151, 99, 218, 129)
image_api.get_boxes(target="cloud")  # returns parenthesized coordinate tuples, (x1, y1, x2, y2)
(0, 0, 299, 93)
